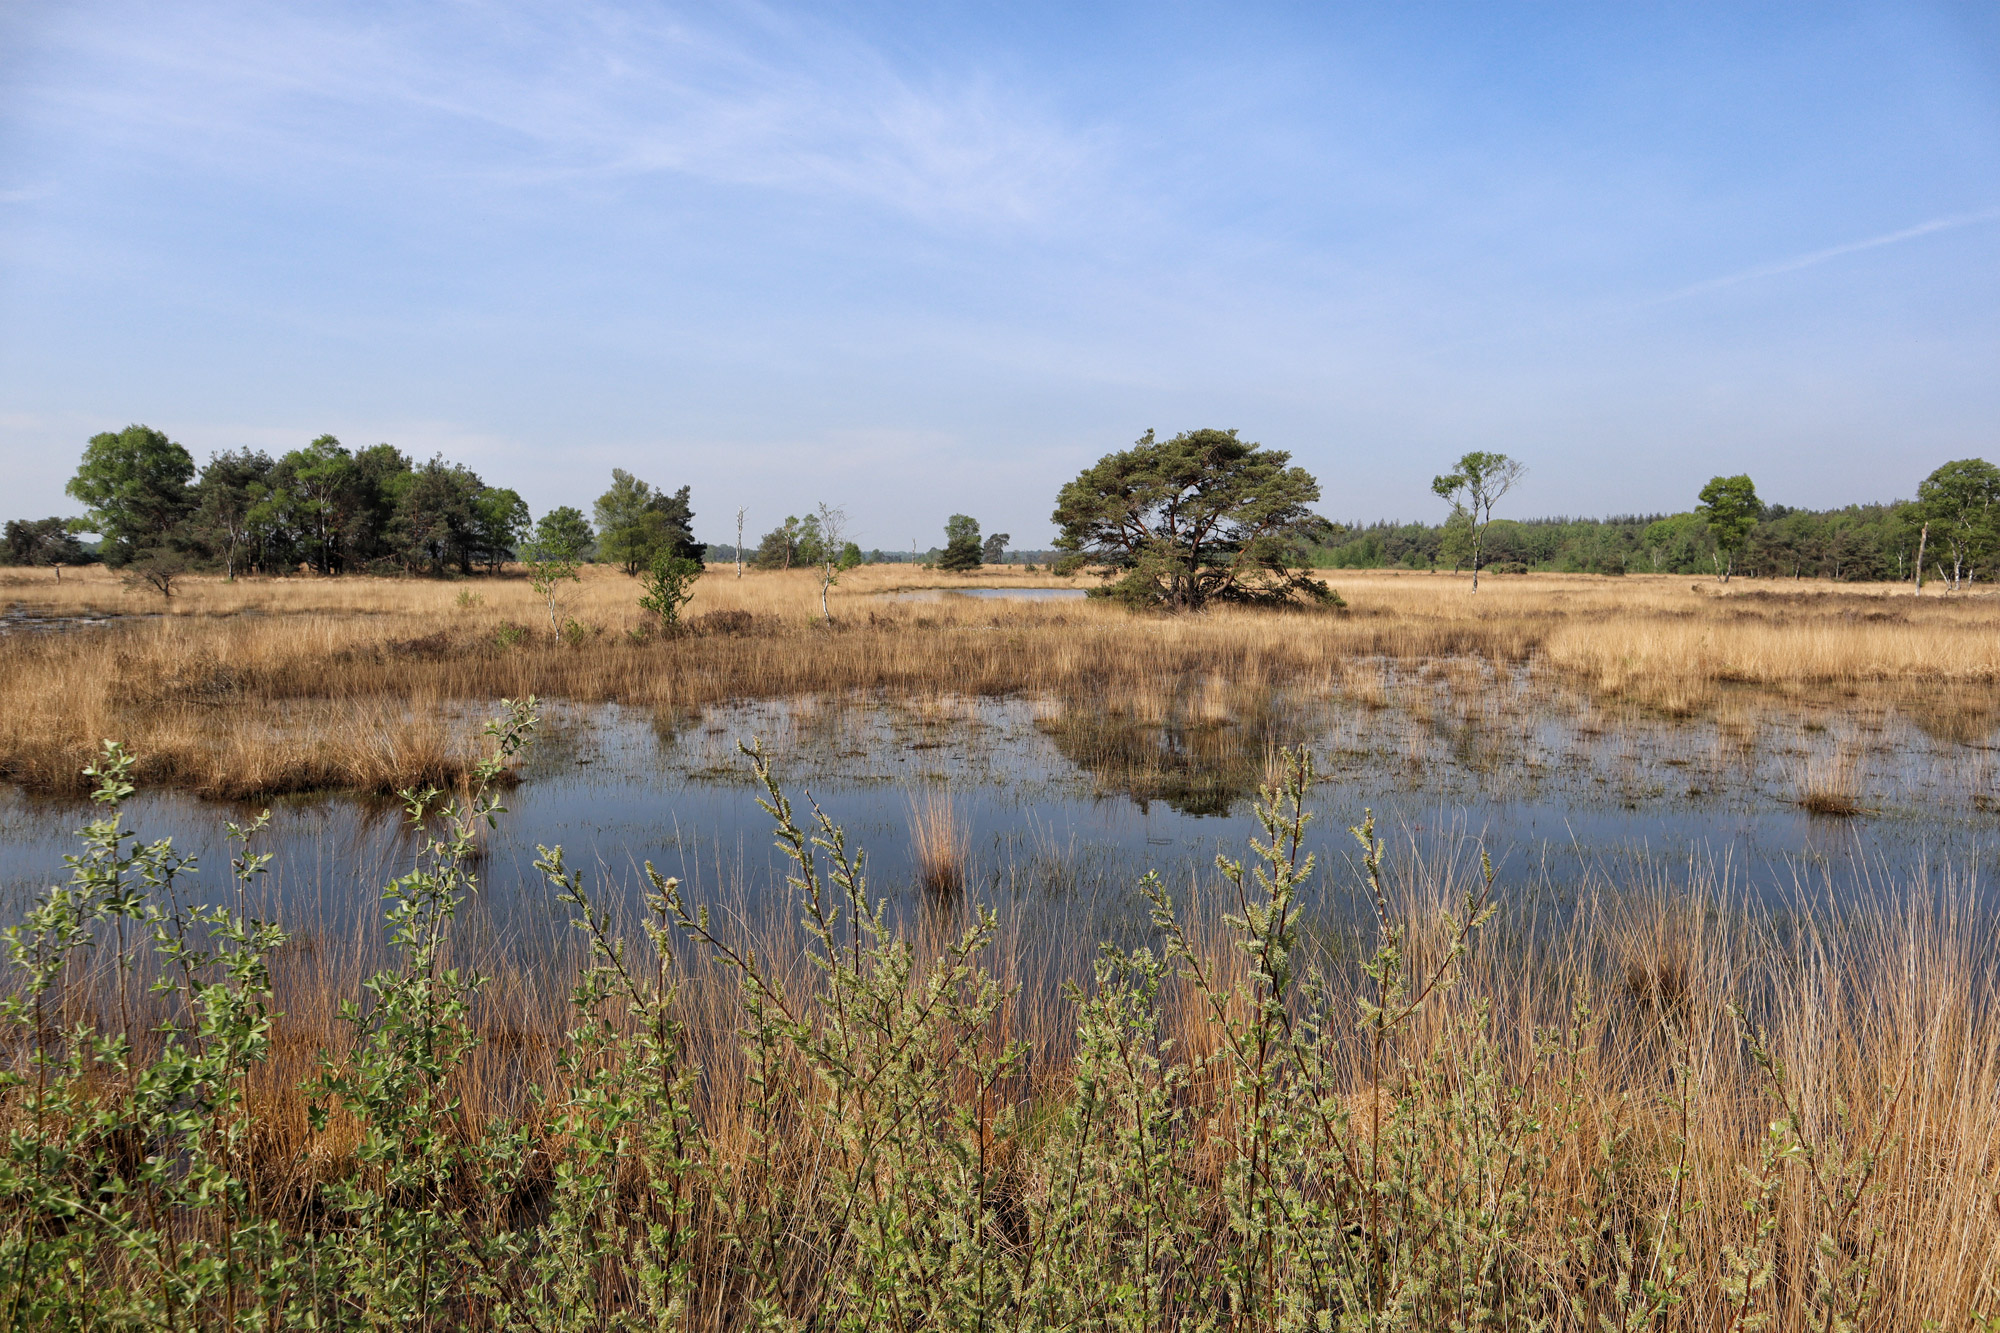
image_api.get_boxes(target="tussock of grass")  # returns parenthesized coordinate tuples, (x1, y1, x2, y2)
(1795, 748, 1867, 816)
(1799, 788, 1865, 817)
(907, 787, 968, 897)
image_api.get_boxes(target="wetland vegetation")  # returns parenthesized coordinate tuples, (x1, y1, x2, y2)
(4, 561, 1997, 798)
(7, 432, 2000, 1327)
(3, 556, 2000, 1327)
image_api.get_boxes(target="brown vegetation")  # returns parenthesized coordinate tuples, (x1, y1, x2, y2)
(3, 563, 1997, 796)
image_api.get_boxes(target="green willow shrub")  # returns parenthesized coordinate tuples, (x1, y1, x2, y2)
(0, 704, 539, 1328)
(301, 701, 538, 1324)
(668, 741, 1021, 1325)
(638, 552, 702, 632)
(0, 741, 291, 1325)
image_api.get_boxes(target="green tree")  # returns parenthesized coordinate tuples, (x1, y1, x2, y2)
(1053, 428, 1332, 609)
(242, 472, 300, 574)
(1696, 474, 1762, 581)
(659, 485, 702, 565)
(600, 509, 667, 573)
(980, 531, 1010, 566)
(797, 512, 831, 568)
(348, 442, 413, 564)
(1437, 511, 1475, 572)
(595, 470, 701, 575)
(387, 456, 488, 575)
(3, 517, 86, 579)
(594, 467, 654, 537)
(275, 435, 353, 574)
(1431, 450, 1525, 592)
(938, 514, 983, 572)
(1641, 513, 1711, 573)
(526, 507, 592, 636)
(528, 506, 595, 563)
(637, 552, 702, 631)
(266, 436, 361, 574)
(1915, 458, 1999, 591)
(753, 516, 806, 570)
(258, 436, 413, 575)
(189, 449, 274, 579)
(66, 424, 196, 565)
(469, 487, 530, 573)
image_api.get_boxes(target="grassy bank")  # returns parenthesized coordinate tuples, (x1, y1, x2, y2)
(5, 713, 1997, 1329)
(3, 564, 1998, 797)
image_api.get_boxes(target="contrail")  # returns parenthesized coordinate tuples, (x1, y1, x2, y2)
(1657, 205, 2000, 302)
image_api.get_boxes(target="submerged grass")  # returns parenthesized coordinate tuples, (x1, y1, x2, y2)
(5, 707, 1999, 1328)
(3, 564, 1999, 796)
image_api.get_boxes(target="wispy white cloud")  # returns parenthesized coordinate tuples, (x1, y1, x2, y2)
(1657, 206, 2000, 301)
(22, 1, 1103, 228)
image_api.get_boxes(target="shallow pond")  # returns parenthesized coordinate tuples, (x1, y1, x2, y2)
(3, 668, 1996, 961)
(0, 605, 155, 635)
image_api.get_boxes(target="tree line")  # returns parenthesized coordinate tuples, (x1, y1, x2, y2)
(1310, 459, 1999, 587)
(13, 425, 532, 578)
(1045, 432, 2000, 606)
(726, 511, 1014, 571)
(1, 427, 708, 583)
(9, 422, 1997, 605)
(805, 444, 1997, 598)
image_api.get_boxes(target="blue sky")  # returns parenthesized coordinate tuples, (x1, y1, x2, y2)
(3, 1, 1997, 548)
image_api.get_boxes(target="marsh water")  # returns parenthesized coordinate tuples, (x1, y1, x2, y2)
(3, 653, 1997, 960)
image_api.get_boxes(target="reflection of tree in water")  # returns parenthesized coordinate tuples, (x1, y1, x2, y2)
(1897, 689, 2000, 749)
(1038, 692, 1303, 817)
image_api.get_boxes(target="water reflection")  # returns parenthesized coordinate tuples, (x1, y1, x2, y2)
(2, 684, 1994, 955)
(1036, 697, 1299, 817)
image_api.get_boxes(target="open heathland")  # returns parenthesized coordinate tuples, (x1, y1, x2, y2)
(3, 562, 1998, 797)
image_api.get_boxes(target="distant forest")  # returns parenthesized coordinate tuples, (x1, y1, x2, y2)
(1307, 504, 1936, 581)
(705, 544, 1061, 567)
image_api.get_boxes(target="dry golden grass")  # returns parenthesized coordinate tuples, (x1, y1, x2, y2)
(3, 562, 1997, 795)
